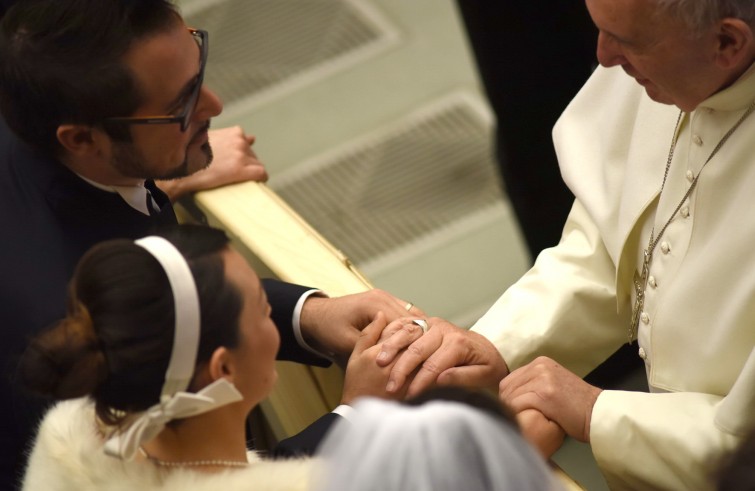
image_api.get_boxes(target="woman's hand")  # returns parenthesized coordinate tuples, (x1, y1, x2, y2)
(340, 313, 422, 404)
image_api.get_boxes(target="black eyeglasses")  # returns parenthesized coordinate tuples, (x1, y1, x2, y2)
(103, 28, 208, 132)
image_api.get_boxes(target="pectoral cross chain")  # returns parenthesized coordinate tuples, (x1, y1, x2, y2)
(629, 247, 652, 344)
(626, 100, 755, 346)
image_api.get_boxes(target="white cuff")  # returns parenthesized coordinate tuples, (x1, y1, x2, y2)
(293, 289, 334, 360)
(331, 404, 355, 421)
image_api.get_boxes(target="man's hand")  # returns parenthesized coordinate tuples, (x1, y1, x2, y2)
(378, 318, 509, 398)
(515, 409, 566, 459)
(156, 126, 268, 201)
(499, 356, 601, 443)
(340, 312, 414, 404)
(299, 289, 424, 366)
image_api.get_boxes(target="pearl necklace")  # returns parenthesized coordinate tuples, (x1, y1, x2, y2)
(138, 447, 249, 468)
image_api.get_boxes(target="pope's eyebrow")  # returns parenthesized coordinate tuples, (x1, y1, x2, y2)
(601, 27, 635, 46)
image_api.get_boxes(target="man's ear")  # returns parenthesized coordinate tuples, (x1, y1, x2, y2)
(207, 346, 235, 382)
(714, 18, 754, 70)
(56, 124, 111, 158)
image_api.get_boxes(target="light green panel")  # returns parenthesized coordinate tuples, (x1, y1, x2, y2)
(212, 0, 484, 174)
(365, 206, 531, 328)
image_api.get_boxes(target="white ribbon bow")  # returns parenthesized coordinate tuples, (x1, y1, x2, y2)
(104, 378, 243, 460)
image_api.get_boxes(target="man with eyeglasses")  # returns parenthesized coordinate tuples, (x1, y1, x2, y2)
(0, 1, 414, 487)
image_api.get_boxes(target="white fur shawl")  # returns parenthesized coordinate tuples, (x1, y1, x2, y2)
(22, 399, 314, 491)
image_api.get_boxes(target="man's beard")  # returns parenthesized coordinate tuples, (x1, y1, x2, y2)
(111, 139, 213, 181)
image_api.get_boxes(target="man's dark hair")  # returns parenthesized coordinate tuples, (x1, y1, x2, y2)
(405, 386, 519, 429)
(0, 0, 180, 157)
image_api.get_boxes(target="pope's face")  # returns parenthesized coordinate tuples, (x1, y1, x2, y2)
(586, 0, 727, 112)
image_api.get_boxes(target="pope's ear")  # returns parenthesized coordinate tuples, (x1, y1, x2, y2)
(713, 18, 753, 69)
(207, 346, 235, 382)
(55, 124, 111, 157)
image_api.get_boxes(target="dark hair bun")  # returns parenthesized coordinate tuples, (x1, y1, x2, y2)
(21, 303, 107, 399)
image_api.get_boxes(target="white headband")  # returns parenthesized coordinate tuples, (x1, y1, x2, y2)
(104, 236, 242, 461)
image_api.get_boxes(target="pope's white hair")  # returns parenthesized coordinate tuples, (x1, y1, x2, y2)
(313, 398, 563, 491)
(656, 0, 755, 32)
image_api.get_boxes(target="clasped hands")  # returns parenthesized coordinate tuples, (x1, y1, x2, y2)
(301, 296, 600, 458)
(376, 319, 602, 457)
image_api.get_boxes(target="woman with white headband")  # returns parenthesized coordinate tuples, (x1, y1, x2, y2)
(19, 225, 404, 490)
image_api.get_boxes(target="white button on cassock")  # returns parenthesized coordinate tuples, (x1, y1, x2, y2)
(661, 242, 670, 254)
(639, 347, 647, 360)
(686, 170, 695, 182)
(693, 134, 703, 146)
(648, 276, 657, 288)
(680, 206, 690, 218)
(641, 312, 650, 324)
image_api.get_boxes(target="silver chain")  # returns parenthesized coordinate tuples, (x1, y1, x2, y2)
(629, 99, 755, 343)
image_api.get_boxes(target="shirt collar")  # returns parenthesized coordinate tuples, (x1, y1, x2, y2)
(698, 61, 755, 112)
(75, 174, 157, 216)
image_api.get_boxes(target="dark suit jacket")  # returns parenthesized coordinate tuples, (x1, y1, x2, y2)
(274, 412, 341, 457)
(0, 116, 336, 489)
